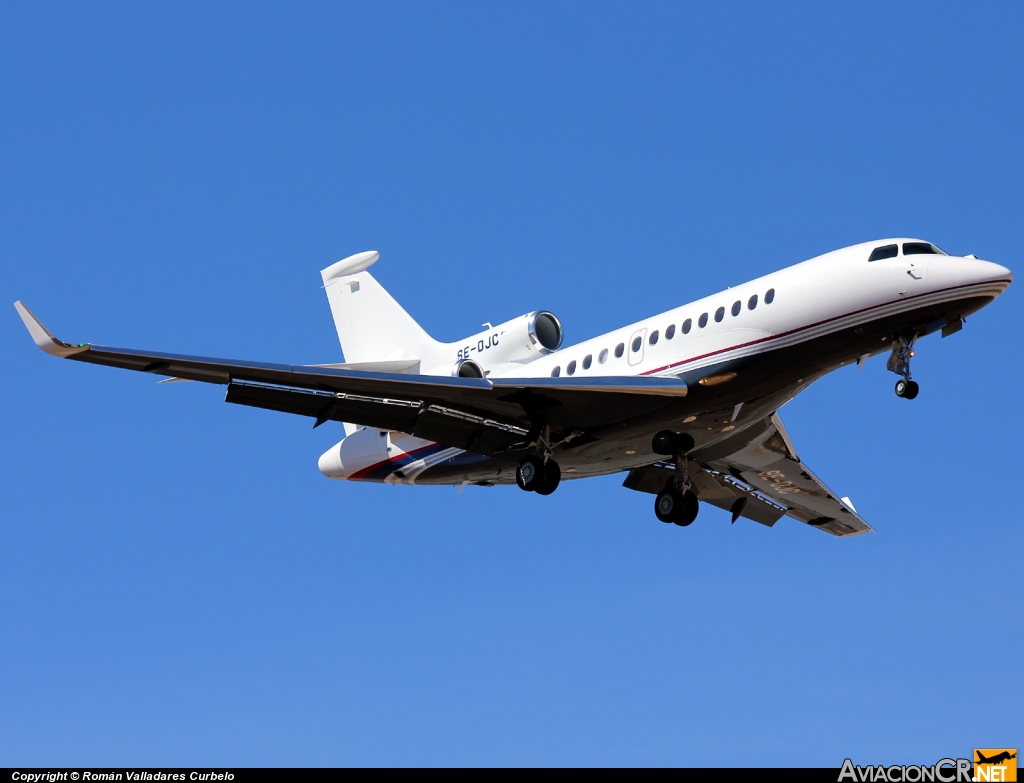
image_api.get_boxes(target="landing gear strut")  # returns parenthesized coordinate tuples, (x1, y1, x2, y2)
(516, 426, 562, 495)
(887, 336, 920, 400)
(652, 429, 699, 527)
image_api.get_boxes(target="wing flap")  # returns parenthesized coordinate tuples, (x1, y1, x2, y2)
(622, 463, 786, 527)
(225, 381, 530, 455)
(225, 382, 422, 432)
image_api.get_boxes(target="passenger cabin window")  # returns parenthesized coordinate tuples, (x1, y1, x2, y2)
(682, 318, 692, 334)
(615, 342, 625, 358)
(583, 354, 592, 370)
(765, 288, 775, 304)
(649, 330, 659, 345)
(731, 300, 741, 317)
(698, 313, 708, 328)
(631, 336, 642, 353)
(551, 366, 560, 377)
(903, 242, 946, 256)
(714, 306, 725, 322)
(748, 294, 758, 310)
(868, 244, 899, 261)
(599, 348, 608, 364)
(666, 324, 675, 340)
(567, 360, 577, 375)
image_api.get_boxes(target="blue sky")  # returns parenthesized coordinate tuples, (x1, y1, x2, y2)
(2, 1, 1021, 766)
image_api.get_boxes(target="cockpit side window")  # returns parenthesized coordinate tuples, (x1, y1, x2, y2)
(868, 244, 899, 261)
(903, 242, 946, 256)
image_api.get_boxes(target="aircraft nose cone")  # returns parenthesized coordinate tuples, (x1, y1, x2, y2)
(988, 261, 1012, 282)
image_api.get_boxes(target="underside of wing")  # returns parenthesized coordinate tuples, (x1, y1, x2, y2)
(624, 413, 872, 537)
(690, 413, 872, 537)
(15, 302, 689, 457)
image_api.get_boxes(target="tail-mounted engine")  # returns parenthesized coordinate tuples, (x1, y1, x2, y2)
(434, 311, 563, 376)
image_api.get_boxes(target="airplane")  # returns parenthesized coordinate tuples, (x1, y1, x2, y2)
(14, 238, 1011, 535)
(976, 752, 1016, 765)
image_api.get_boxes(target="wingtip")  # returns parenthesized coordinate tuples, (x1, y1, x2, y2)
(13, 301, 89, 357)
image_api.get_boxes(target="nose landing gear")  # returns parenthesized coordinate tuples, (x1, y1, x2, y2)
(652, 429, 700, 527)
(887, 336, 920, 400)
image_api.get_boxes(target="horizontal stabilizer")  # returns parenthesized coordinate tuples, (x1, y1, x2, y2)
(309, 360, 421, 374)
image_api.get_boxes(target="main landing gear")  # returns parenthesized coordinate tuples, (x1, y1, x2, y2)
(516, 454, 561, 495)
(516, 425, 561, 495)
(894, 378, 919, 399)
(887, 336, 920, 400)
(652, 430, 700, 527)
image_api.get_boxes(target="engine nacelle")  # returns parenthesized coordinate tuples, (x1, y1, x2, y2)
(432, 311, 563, 375)
(318, 427, 390, 480)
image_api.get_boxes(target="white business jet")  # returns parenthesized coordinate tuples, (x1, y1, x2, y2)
(15, 239, 1011, 536)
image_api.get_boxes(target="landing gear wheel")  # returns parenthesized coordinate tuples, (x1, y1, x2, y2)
(652, 430, 675, 456)
(652, 430, 696, 456)
(535, 460, 561, 495)
(895, 379, 920, 399)
(516, 455, 545, 491)
(674, 491, 699, 527)
(654, 487, 700, 526)
(655, 487, 682, 523)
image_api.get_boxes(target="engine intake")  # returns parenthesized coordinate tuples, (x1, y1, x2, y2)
(528, 311, 563, 353)
(454, 359, 485, 378)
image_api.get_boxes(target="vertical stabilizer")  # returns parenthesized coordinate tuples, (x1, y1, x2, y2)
(321, 251, 439, 364)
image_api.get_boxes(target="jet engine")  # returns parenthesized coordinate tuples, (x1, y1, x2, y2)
(436, 311, 563, 375)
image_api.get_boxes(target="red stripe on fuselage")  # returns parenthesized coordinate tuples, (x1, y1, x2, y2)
(349, 442, 442, 481)
(639, 279, 1008, 377)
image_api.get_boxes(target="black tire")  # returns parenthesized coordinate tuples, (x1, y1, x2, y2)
(535, 460, 561, 495)
(655, 487, 681, 523)
(652, 430, 676, 455)
(652, 430, 695, 456)
(674, 492, 699, 527)
(516, 455, 545, 492)
(895, 379, 908, 398)
(904, 380, 920, 400)
(675, 433, 695, 454)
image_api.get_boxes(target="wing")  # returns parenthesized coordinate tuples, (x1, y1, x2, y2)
(692, 412, 871, 536)
(14, 302, 688, 456)
(624, 413, 872, 537)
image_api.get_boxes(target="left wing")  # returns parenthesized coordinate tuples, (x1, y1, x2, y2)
(625, 413, 872, 537)
(693, 413, 872, 536)
(14, 302, 689, 455)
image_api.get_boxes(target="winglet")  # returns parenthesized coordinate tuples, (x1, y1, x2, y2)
(13, 301, 89, 357)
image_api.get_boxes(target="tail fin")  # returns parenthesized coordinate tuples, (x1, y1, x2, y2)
(321, 251, 439, 364)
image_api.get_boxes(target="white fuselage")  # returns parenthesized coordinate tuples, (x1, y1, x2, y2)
(318, 238, 1011, 484)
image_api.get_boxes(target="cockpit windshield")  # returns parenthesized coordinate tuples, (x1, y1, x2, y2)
(869, 242, 948, 261)
(867, 244, 898, 261)
(903, 242, 947, 256)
